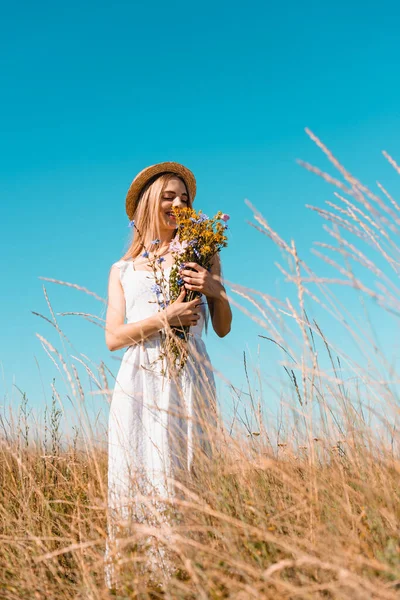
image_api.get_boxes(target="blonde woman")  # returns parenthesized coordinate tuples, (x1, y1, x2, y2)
(104, 162, 232, 588)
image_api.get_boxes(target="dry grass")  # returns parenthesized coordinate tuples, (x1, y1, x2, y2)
(2, 130, 400, 598)
(1, 415, 399, 599)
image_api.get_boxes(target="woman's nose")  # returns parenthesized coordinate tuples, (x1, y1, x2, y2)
(172, 196, 185, 207)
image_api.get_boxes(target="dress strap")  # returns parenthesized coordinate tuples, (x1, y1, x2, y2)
(111, 259, 133, 289)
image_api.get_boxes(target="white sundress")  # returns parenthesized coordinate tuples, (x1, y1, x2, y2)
(104, 258, 218, 588)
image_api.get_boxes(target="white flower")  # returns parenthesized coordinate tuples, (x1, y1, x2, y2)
(169, 239, 189, 255)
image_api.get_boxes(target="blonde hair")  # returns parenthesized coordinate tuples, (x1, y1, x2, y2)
(122, 172, 193, 260)
(120, 171, 210, 334)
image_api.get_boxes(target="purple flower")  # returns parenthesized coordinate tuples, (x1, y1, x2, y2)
(221, 213, 230, 222)
(158, 257, 165, 263)
(151, 283, 162, 294)
(188, 239, 198, 246)
(190, 214, 208, 224)
(177, 278, 184, 285)
(194, 248, 200, 258)
(151, 239, 160, 245)
(142, 251, 149, 258)
(128, 219, 135, 228)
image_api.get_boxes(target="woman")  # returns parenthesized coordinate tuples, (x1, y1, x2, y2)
(104, 161, 232, 588)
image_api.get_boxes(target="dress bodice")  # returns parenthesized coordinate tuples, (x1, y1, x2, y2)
(112, 259, 207, 339)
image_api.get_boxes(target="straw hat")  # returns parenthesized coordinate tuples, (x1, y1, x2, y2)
(125, 161, 197, 220)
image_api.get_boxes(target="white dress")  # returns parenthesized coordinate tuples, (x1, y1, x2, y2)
(104, 258, 218, 588)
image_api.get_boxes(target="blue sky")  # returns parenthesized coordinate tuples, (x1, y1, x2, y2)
(2, 0, 400, 434)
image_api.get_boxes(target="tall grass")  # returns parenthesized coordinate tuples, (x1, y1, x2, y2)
(1, 131, 400, 598)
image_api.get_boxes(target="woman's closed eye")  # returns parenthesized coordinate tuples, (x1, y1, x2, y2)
(163, 194, 188, 203)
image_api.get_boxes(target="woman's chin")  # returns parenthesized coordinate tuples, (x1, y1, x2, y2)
(163, 220, 177, 230)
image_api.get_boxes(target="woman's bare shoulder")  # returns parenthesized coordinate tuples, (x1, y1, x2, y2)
(111, 259, 126, 269)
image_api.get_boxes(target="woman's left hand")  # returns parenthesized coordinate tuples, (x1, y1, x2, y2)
(180, 262, 224, 299)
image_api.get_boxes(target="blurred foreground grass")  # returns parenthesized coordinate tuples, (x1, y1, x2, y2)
(1, 395, 399, 599)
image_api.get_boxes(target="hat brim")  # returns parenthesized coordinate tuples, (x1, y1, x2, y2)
(125, 161, 197, 220)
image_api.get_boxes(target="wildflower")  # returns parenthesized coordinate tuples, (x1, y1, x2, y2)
(128, 219, 135, 228)
(190, 214, 208, 224)
(142, 251, 149, 258)
(162, 205, 229, 371)
(158, 256, 165, 263)
(169, 239, 189, 255)
(151, 284, 162, 294)
(151, 239, 160, 245)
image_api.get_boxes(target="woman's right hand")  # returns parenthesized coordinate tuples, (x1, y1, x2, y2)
(165, 288, 201, 327)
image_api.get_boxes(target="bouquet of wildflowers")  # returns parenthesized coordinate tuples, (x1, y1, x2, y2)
(127, 209, 229, 374)
(166, 207, 229, 369)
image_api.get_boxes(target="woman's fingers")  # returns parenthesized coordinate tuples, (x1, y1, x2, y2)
(182, 262, 205, 272)
(184, 283, 202, 291)
(183, 276, 200, 286)
(177, 287, 186, 301)
(186, 297, 201, 306)
(182, 271, 202, 281)
(187, 309, 200, 323)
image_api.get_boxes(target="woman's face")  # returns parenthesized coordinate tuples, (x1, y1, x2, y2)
(159, 177, 189, 231)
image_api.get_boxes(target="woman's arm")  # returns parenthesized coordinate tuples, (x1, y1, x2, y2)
(105, 266, 202, 352)
(181, 254, 232, 338)
(206, 254, 232, 337)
